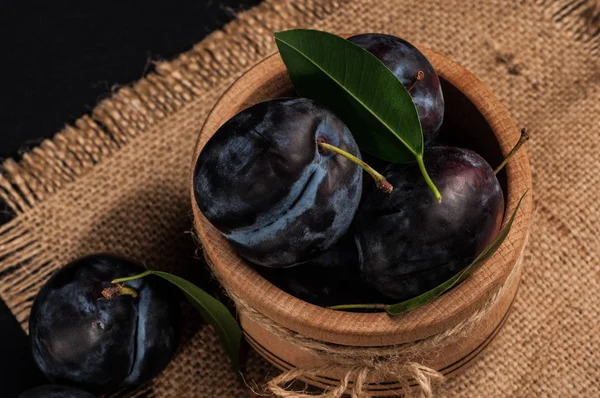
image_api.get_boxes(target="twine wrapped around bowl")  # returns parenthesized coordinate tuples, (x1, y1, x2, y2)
(191, 49, 533, 397)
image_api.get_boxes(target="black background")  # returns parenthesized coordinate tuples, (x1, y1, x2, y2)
(1, 1, 261, 396)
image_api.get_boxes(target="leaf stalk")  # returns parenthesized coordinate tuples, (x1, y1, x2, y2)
(417, 155, 442, 202)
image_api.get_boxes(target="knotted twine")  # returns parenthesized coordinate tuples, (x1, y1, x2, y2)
(203, 243, 526, 398)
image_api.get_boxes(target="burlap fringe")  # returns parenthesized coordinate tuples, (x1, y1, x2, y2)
(546, 0, 600, 56)
(0, 217, 56, 328)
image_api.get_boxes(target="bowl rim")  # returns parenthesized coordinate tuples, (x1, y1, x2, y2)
(191, 47, 533, 347)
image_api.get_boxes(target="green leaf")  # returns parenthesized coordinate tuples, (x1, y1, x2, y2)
(385, 191, 528, 315)
(149, 271, 242, 372)
(275, 29, 423, 163)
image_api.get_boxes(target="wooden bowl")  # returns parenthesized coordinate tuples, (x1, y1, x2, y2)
(191, 48, 533, 395)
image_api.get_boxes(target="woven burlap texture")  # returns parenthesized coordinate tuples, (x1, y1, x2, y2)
(1, 0, 599, 396)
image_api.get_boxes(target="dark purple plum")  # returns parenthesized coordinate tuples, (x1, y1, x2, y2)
(355, 146, 504, 301)
(29, 254, 180, 393)
(18, 385, 95, 398)
(194, 98, 363, 268)
(256, 232, 382, 307)
(348, 34, 444, 145)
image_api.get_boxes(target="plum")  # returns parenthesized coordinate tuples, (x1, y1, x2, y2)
(193, 98, 364, 268)
(355, 146, 504, 301)
(256, 232, 382, 307)
(29, 254, 180, 393)
(18, 385, 95, 398)
(348, 34, 444, 145)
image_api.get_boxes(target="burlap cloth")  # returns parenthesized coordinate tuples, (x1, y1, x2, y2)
(1, 0, 599, 396)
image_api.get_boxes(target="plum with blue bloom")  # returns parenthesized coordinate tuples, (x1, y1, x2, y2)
(29, 254, 180, 393)
(193, 98, 371, 268)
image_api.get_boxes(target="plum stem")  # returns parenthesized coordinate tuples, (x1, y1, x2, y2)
(111, 270, 153, 284)
(406, 71, 424, 93)
(318, 140, 393, 193)
(100, 270, 154, 299)
(494, 128, 530, 175)
(101, 283, 138, 299)
(327, 303, 387, 311)
(417, 155, 442, 203)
